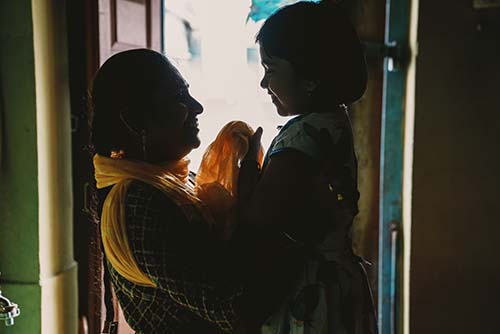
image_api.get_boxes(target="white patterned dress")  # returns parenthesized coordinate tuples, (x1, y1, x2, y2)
(260, 108, 378, 334)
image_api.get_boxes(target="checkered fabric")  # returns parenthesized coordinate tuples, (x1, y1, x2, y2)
(108, 181, 243, 334)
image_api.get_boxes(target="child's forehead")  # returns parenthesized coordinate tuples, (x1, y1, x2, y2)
(262, 57, 294, 71)
(259, 44, 296, 67)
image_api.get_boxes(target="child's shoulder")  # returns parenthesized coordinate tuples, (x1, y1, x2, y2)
(300, 111, 348, 129)
(280, 112, 347, 142)
(269, 112, 349, 160)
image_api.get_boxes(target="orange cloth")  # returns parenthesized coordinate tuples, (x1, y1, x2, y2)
(195, 121, 264, 232)
(94, 121, 263, 287)
(196, 121, 263, 196)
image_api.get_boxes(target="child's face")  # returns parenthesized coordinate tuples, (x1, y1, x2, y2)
(259, 44, 312, 117)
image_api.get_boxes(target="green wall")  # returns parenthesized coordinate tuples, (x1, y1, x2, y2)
(0, 0, 41, 333)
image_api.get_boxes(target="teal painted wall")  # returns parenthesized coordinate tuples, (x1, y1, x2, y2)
(0, 0, 41, 332)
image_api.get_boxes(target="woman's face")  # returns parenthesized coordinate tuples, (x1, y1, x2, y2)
(259, 44, 311, 116)
(146, 79, 203, 162)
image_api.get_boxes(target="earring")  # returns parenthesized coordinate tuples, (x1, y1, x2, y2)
(110, 149, 125, 159)
(141, 130, 147, 160)
(120, 110, 149, 160)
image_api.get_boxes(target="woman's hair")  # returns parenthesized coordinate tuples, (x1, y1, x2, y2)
(256, 1, 367, 105)
(90, 49, 184, 156)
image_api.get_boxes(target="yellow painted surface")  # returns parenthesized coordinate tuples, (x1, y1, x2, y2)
(32, 0, 78, 333)
(41, 264, 78, 334)
(402, 1, 420, 333)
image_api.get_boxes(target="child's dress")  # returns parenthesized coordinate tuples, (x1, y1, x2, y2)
(260, 108, 378, 334)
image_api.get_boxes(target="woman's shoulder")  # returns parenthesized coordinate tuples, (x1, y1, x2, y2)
(124, 180, 185, 222)
(124, 180, 210, 235)
(126, 180, 166, 204)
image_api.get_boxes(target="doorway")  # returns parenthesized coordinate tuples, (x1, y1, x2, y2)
(67, 1, 412, 333)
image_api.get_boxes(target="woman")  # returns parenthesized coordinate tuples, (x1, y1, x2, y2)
(91, 49, 252, 333)
(238, 2, 378, 333)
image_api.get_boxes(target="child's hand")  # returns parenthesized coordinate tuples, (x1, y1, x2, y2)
(243, 126, 263, 163)
(237, 127, 264, 207)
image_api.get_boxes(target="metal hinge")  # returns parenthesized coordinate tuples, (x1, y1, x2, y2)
(363, 41, 408, 72)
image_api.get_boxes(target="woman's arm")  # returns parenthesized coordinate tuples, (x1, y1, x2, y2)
(242, 150, 316, 229)
(239, 147, 332, 247)
(238, 125, 356, 243)
(235, 149, 323, 325)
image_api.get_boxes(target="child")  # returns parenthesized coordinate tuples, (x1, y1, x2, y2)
(237, 2, 378, 333)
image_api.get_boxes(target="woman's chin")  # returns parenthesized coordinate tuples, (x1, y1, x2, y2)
(188, 135, 201, 149)
(184, 128, 201, 147)
(192, 139, 201, 149)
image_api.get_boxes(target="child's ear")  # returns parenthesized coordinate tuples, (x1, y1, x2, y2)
(305, 80, 319, 94)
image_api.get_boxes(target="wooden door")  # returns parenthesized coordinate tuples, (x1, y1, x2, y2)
(68, 1, 163, 333)
(98, 0, 162, 64)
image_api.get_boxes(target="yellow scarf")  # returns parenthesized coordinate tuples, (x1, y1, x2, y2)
(94, 121, 263, 287)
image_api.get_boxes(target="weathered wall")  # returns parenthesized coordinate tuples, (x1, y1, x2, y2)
(411, 2, 500, 333)
(348, 0, 386, 296)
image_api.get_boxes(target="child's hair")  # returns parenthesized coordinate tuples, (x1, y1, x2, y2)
(256, 1, 367, 105)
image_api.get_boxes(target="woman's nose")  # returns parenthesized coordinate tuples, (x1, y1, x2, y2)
(190, 96, 203, 115)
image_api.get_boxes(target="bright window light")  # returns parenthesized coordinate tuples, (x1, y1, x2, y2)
(164, 0, 289, 170)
